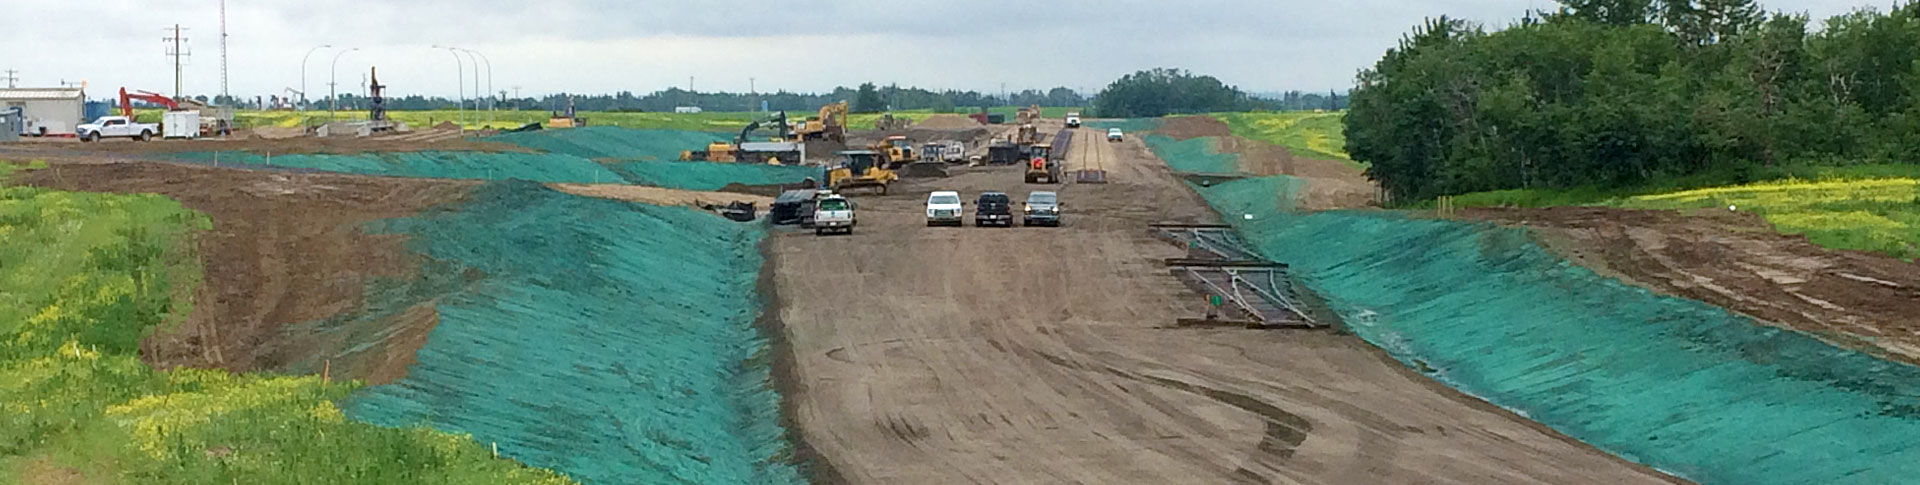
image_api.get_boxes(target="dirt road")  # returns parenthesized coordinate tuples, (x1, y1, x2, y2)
(770, 130, 1675, 483)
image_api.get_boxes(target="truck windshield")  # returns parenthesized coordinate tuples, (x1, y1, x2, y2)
(818, 199, 849, 211)
(930, 194, 960, 205)
(1028, 193, 1056, 204)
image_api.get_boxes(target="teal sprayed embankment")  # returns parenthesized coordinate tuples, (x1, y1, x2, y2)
(343, 181, 802, 484)
(161, 127, 818, 190)
(1152, 142, 1920, 483)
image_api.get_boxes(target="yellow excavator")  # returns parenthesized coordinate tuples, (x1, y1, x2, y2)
(824, 150, 898, 194)
(796, 101, 848, 143)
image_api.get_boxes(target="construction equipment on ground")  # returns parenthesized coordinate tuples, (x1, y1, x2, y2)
(683, 111, 800, 163)
(1014, 124, 1040, 147)
(874, 112, 912, 131)
(1016, 104, 1043, 124)
(824, 150, 899, 194)
(550, 95, 585, 128)
(119, 87, 232, 137)
(797, 101, 848, 142)
(870, 135, 918, 168)
(1024, 143, 1061, 183)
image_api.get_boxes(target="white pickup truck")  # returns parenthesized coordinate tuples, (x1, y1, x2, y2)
(76, 116, 159, 142)
(813, 194, 856, 235)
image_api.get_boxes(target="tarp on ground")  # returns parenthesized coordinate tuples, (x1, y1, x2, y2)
(485, 126, 727, 161)
(163, 149, 818, 191)
(343, 181, 802, 485)
(1151, 136, 1920, 485)
(1147, 135, 1240, 175)
(163, 151, 626, 184)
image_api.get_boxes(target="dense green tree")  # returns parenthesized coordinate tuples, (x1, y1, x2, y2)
(852, 83, 885, 113)
(1346, 1, 1920, 203)
(1094, 68, 1259, 118)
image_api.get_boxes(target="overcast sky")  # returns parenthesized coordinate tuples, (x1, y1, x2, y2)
(4, 0, 1865, 101)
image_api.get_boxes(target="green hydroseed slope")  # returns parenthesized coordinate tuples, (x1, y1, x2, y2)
(343, 181, 801, 485)
(1148, 136, 1920, 484)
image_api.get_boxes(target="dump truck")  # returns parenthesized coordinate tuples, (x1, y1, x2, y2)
(872, 135, 917, 168)
(683, 112, 798, 163)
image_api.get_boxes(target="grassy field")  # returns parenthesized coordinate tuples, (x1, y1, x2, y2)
(1441, 164, 1920, 260)
(1621, 178, 1920, 260)
(0, 160, 572, 484)
(1209, 111, 1353, 166)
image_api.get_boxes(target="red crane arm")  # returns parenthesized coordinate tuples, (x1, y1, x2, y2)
(118, 88, 180, 117)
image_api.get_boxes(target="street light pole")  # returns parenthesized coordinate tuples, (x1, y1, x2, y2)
(455, 48, 488, 126)
(300, 44, 331, 111)
(328, 47, 359, 121)
(459, 49, 492, 113)
(432, 45, 465, 129)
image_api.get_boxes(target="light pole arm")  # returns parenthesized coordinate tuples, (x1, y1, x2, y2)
(300, 45, 329, 109)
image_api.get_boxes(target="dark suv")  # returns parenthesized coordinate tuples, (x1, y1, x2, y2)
(974, 192, 1013, 227)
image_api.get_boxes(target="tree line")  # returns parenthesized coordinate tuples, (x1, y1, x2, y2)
(1346, 0, 1920, 202)
(237, 85, 1090, 114)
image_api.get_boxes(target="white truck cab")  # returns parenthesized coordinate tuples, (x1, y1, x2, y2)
(813, 194, 856, 235)
(1065, 112, 1082, 128)
(926, 190, 963, 227)
(76, 116, 159, 142)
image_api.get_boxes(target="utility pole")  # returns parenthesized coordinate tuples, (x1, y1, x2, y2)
(219, 0, 228, 102)
(749, 77, 755, 112)
(163, 25, 190, 99)
(1, 70, 18, 88)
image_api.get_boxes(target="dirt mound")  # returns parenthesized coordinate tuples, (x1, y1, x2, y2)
(1211, 135, 1377, 210)
(0, 132, 529, 157)
(913, 114, 982, 130)
(19, 160, 476, 384)
(1157, 116, 1233, 140)
(250, 126, 306, 140)
(1469, 206, 1920, 364)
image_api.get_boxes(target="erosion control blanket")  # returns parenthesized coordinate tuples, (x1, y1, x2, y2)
(1157, 141, 1920, 484)
(342, 181, 802, 484)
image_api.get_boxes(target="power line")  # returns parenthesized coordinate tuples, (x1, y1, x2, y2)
(163, 25, 191, 99)
(220, 0, 229, 101)
(1, 70, 18, 88)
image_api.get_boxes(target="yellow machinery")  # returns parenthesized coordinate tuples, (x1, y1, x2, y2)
(825, 150, 899, 194)
(1016, 104, 1042, 124)
(1024, 143, 1058, 183)
(1014, 124, 1039, 146)
(683, 112, 794, 162)
(868, 135, 918, 168)
(797, 101, 848, 142)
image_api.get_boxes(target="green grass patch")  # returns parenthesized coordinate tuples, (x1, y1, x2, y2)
(0, 185, 572, 484)
(1209, 111, 1355, 167)
(1438, 164, 1920, 260)
(1621, 178, 1920, 260)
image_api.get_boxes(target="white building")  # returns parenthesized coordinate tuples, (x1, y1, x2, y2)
(0, 87, 86, 136)
(674, 106, 703, 113)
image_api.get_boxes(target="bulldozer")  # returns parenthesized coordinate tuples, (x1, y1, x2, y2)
(824, 150, 899, 194)
(796, 101, 848, 142)
(683, 112, 795, 163)
(869, 135, 918, 168)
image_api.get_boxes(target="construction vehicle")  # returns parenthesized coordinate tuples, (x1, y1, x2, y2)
(813, 194, 856, 236)
(683, 111, 798, 163)
(796, 101, 847, 142)
(75, 116, 158, 142)
(824, 150, 899, 194)
(871, 135, 917, 168)
(1065, 112, 1082, 128)
(1024, 143, 1060, 183)
(550, 95, 585, 128)
(1016, 104, 1042, 124)
(874, 112, 911, 131)
(1014, 124, 1040, 146)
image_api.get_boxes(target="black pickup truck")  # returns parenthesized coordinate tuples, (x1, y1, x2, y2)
(974, 191, 1013, 227)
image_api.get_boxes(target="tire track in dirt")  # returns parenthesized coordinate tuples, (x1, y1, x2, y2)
(769, 127, 1679, 483)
